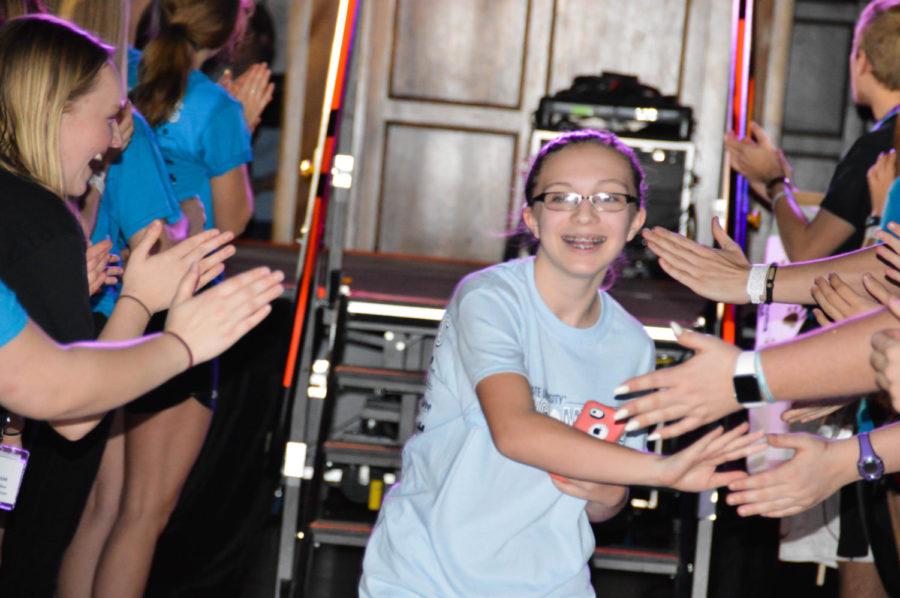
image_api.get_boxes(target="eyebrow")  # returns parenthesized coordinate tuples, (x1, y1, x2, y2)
(541, 178, 632, 191)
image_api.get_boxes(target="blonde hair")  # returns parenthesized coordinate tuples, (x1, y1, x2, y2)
(131, 0, 239, 126)
(0, 0, 47, 25)
(854, 0, 900, 90)
(0, 15, 113, 196)
(48, 0, 128, 89)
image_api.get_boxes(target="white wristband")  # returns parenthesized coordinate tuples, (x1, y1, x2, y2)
(746, 264, 768, 304)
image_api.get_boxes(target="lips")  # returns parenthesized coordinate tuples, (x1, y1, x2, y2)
(562, 234, 606, 250)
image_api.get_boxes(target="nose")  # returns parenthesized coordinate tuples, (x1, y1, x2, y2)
(572, 195, 599, 223)
(110, 120, 123, 149)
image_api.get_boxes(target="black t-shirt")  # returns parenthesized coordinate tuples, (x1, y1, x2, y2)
(0, 167, 93, 342)
(819, 115, 897, 255)
(0, 167, 103, 596)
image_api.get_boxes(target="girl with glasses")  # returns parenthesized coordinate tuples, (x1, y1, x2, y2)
(360, 129, 762, 597)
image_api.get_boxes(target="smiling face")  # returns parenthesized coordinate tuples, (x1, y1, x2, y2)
(523, 143, 646, 288)
(59, 63, 123, 197)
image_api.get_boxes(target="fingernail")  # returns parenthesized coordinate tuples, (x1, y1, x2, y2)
(647, 432, 660, 442)
(670, 321, 684, 336)
(613, 385, 629, 396)
(624, 420, 640, 432)
(613, 408, 629, 421)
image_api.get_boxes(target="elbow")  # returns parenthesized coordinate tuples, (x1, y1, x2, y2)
(221, 207, 252, 237)
(491, 425, 527, 462)
(50, 419, 99, 441)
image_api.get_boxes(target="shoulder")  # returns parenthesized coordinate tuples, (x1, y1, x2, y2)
(602, 293, 653, 347)
(0, 169, 75, 235)
(840, 122, 894, 166)
(453, 259, 529, 307)
(185, 71, 242, 115)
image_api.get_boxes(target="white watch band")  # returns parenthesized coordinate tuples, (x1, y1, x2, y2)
(746, 264, 768, 305)
(734, 351, 756, 377)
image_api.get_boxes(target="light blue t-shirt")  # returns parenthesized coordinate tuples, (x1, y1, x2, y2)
(360, 258, 654, 598)
(91, 111, 182, 316)
(0, 279, 27, 348)
(151, 68, 252, 230)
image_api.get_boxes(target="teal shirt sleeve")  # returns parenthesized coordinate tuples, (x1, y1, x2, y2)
(0, 279, 27, 347)
(200, 93, 253, 177)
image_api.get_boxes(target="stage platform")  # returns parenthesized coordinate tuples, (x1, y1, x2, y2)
(227, 241, 710, 331)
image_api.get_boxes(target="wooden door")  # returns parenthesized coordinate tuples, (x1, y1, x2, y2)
(346, 0, 734, 261)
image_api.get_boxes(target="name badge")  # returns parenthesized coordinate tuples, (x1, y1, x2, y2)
(0, 445, 28, 510)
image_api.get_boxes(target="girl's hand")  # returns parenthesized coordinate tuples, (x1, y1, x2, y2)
(164, 265, 285, 365)
(614, 325, 742, 439)
(120, 221, 236, 313)
(551, 477, 628, 522)
(656, 423, 765, 492)
(810, 272, 880, 324)
(727, 433, 849, 517)
(871, 296, 900, 410)
(874, 223, 900, 284)
(867, 150, 896, 217)
(86, 239, 122, 295)
(219, 63, 275, 133)
(780, 399, 847, 424)
(723, 121, 787, 198)
(641, 218, 752, 304)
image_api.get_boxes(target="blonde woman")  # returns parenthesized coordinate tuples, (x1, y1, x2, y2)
(0, 15, 232, 596)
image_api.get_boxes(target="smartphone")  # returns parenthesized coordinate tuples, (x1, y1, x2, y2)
(549, 401, 625, 483)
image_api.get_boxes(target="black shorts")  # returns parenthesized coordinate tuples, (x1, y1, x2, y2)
(124, 311, 217, 414)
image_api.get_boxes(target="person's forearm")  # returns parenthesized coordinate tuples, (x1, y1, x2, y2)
(773, 244, 881, 305)
(586, 487, 628, 522)
(99, 295, 152, 341)
(772, 185, 815, 261)
(0, 328, 188, 421)
(814, 423, 900, 492)
(493, 411, 662, 486)
(762, 306, 891, 401)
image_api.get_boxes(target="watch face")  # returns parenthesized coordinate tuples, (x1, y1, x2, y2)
(733, 375, 763, 405)
(859, 457, 885, 481)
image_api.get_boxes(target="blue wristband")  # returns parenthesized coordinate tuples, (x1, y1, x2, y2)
(754, 351, 776, 404)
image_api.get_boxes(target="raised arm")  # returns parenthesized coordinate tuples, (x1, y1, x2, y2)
(0, 266, 282, 423)
(617, 307, 897, 439)
(642, 218, 893, 306)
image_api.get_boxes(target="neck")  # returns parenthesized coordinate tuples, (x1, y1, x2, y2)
(192, 49, 217, 70)
(533, 255, 603, 328)
(868, 88, 900, 121)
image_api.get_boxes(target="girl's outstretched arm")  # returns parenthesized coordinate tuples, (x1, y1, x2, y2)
(477, 373, 763, 491)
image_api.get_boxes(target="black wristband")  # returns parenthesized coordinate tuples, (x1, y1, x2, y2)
(764, 263, 778, 304)
(865, 214, 881, 228)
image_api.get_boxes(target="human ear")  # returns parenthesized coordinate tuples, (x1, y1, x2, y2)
(625, 208, 647, 241)
(522, 205, 540, 239)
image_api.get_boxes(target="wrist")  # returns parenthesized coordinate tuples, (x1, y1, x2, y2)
(825, 437, 861, 489)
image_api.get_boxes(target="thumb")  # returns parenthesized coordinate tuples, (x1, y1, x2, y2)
(671, 322, 721, 353)
(888, 296, 900, 320)
(750, 121, 773, 148)
(765, 433, 807, 451)
(132, 220, 162, 261)
(172, 261, 199, 306)
(711, 217, 741, 252)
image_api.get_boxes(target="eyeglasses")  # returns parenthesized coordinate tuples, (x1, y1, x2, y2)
(532, 191, 638, 213)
